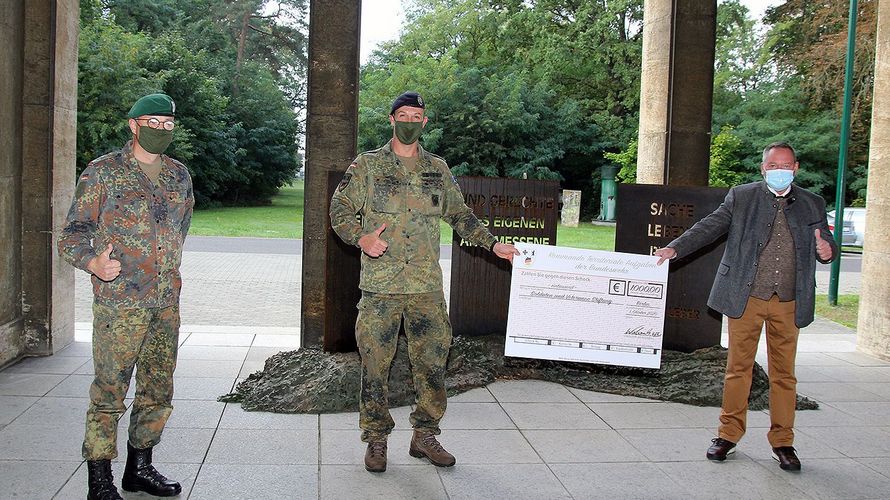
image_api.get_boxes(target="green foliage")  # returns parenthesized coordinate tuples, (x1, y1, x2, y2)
(713, 78, 840, 198)
(711, 0, 859, 206)
(77, 0, 306, 207)
(604, 141, 637, 184)
(106, 0, 182, 34)
(848, 165, 868, 206)
(77, 19, 155, 169)
(77, 0, 873, 212)
(360, 0, 640, 218)
(708, 126, 746, 188)
(360, 0, 868, 216)
(714, 0, 772, 94)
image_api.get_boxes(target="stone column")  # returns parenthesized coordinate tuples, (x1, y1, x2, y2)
(300, 0, 362, 350)
(857, 0, 890, 361)
(0, 2, 25, 367)
(20, 0, 78, 355)
(636, 0, 716, 186)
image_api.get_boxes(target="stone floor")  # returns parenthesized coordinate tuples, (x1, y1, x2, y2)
(6, 241, 883, 498)
(2, 319, 890, 499)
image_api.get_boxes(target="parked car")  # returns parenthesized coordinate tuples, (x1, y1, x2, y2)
(826, 207, 866, 247)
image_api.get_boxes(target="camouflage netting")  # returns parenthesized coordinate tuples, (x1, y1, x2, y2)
(219, 335, 818, 412)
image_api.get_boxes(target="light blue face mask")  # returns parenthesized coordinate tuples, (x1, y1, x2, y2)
(765, 169, 794, 191)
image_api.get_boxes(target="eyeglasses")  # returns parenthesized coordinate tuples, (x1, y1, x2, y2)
(763, 162, 795, 170)
(136, 117, 176, 131)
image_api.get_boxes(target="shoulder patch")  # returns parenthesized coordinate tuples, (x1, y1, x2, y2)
(337, 170, 354, 191)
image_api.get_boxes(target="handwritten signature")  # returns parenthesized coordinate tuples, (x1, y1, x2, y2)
(624, 326, 662, 337)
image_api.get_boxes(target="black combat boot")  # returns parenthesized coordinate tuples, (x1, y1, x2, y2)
(121, 442, 182, 497)
(86, 460, 123, 500)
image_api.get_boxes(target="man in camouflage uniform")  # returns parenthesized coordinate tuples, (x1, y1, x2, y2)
(330, 91, 519, 473)
(59, 93, 193, 499)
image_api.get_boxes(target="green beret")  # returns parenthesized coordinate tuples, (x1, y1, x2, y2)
(127, 93, 176, 118)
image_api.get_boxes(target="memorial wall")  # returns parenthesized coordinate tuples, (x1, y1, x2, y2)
(449, 177, 559, 336)
(615, 184, 728, 352)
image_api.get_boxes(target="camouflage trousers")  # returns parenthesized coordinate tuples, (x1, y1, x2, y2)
(356, 291, 452, 442)
(82, 302, 180, 460)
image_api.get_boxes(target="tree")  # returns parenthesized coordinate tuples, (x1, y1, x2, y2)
(77, 0, 306, 206)
(77, 18, 155, 170)
(710, 0, 857, 205)
(714, 78, 840, 200)
(361, 0, 641, 218)
(708, 126, 746, 188)
(765, 0, 877, 174)
(715, 0, 773, 95)
(604, 140, 637, 184)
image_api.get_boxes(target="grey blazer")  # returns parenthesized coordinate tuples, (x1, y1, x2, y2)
(667, 181, 837, 328)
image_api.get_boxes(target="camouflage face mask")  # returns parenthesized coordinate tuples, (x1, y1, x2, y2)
(394, 121, 423, 145)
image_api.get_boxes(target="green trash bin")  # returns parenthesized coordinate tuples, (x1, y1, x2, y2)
(600, 165, 619, 221)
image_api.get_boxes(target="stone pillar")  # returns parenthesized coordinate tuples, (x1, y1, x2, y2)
(636, 0, 716, 186)
(300, 0, 362, 350)
(20, 0, 78, 355)
(0, 2, 25, 367)
(857, 0, 890, 361)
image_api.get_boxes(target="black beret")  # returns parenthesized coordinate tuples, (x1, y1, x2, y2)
(390, 91, 425, 115)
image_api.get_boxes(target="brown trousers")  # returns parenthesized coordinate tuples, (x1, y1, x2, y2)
(719, 295, 799, 447)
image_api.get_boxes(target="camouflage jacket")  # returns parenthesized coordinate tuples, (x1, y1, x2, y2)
(58, 141, 194, 308)
(330, 140, 497, 294)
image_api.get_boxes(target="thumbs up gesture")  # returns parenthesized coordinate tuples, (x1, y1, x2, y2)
(358, 223, 389, 257)
(814, 228, 833, 261)
(87, 243, 121, 281)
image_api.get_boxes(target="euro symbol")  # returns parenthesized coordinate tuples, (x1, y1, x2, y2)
(613, 283, 620, 292)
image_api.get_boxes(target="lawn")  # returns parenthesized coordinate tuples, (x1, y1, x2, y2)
(189, 181, 305, 238)
(192, 181, 617, 250)
(815, 294, 859, 329)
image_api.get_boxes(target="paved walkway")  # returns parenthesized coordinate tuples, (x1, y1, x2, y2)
(4, 238, 886, 499)
(2, 319, 889, 499)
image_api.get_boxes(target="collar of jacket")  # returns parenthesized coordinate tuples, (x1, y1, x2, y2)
(122, 140, 175, 188)
(122, 140, 136, 163)
(758, 180, 796, 199)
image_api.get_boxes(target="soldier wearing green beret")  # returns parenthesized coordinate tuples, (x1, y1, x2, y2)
(331, 91, 519, 473)
(59, 93, 193, 499)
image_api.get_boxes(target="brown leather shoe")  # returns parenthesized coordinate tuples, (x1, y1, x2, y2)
(409, 431, 456, 467)
(772, 446, 801, 471)
(706, 437, 736, 461)
(364, 441, 387, 473)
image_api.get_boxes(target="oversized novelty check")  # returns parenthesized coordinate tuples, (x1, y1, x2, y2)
(505, 243, 668, 369)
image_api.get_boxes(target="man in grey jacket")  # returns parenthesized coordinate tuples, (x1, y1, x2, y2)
(654, 142, 837, 471)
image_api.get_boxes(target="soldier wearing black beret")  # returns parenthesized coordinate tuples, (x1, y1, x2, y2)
(331, 91, 519, 473)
